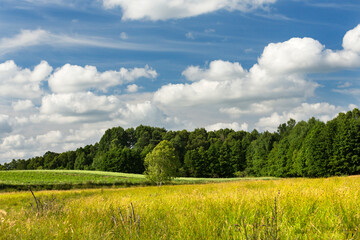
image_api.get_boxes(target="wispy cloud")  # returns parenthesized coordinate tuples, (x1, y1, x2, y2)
(306, 2, 360, 11)
(0, 29, 207, 56)
(254, 13, 293, 21)
(333, 88, 360, 96)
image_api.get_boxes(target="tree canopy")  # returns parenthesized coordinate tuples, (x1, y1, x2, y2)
(2, 109, 360, 179)
(144, 140, 180, 185)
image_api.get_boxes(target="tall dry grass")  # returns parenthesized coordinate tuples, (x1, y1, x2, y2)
(0, 176, 359, 239)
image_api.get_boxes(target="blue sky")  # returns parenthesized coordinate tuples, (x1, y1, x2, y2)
(1, 0, 360, 163)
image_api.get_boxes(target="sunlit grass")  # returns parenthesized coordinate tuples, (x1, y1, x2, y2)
(1, 176, 359, 239)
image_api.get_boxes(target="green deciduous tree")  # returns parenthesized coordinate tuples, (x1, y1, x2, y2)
(144, 140, 180, 185)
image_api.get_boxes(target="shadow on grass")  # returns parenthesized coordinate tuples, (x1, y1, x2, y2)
(0, 181, 155, 192)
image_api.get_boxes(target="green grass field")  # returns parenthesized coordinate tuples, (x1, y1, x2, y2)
(0, 170, 276, 191)
(0, 175, 359, 239)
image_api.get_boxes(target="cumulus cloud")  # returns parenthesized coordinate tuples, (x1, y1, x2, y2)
(102, 0, 277, 20)
(0, 60, 52, 99)
(36, 130, 62, 146)
(118, 101, 162, 124)
(257, 33, 360, 74)
(256, 37, 325, 74)
(154, 60, 317, 106)
(126, 84, 139, 93)
(0, 60, 178, 162)
(12, 100, 35, 111)
(205, 122, 249, 131)
(36, 92, 185, 130)
(0, 134, 32, 150)
(38, 92, 121, 123)
(0, 131, 65, 161)
(154, 24, 360, 108)
(256, 103, 344, 131)
(182, 60, 247, 82)
(343, 24, 360, 53)
(66, 128, 105, 143)
(48, 64, 157, 93)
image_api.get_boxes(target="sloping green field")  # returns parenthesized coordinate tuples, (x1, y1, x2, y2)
(0, 170, 146, 191)
(0, 170, 276, 191)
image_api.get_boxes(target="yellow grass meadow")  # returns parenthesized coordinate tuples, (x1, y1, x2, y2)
(0, 176, 359, 239)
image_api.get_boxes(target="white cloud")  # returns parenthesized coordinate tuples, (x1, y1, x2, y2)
(102, 0, 277, 20)
(256, 103, 344, 131)
(36, 130, 62, 145)
(348, 104, 358, 110)
(154, 60, 317, 107)
(0, 128, 103, 163)
(206, 122, 248, 131)
(182, 60, 247, 82)
(38, 92, 121, 123)
(154, 25, 360, 109)
(1, 134, 32, 150)
(256, 37, 325, 74)
(0, 61, 178, 162)
(14, 117, 30, 125)
(12, 100, 35, 111)
(220, 102, 273, 117)
(66, 128, 105, 143)
(0, 134, 38, 161)
(0, 150, 32, 162)
(48, 64, 157, 93)
(117, 101, 175, 128)
(333, 88, 360, 97)
(0, 131, 62, 161)
(36, 92, 186, 130)
(0, 29, 169, 56)
(343, 24, 360, 53)
(126, 84, 139, 93)
(0, 60, 52, 99)
(256, 30, 360, 75)
(0, 29, 48, 55)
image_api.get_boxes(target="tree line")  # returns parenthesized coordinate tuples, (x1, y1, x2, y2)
(2, 109, 360, 178)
